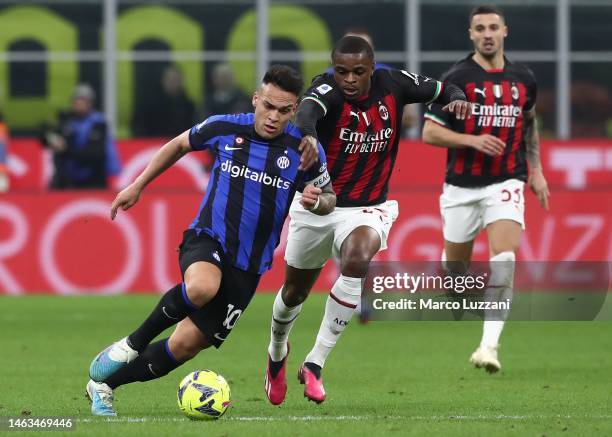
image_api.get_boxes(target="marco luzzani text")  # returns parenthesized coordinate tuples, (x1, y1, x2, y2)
(369, 273, 512, 311)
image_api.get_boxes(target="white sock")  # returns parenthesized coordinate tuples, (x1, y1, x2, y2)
(481, 321, 504, 349)
(481, 251, 515, 348)
(268, 288, 302, 362)
(305, 275, 362, 368)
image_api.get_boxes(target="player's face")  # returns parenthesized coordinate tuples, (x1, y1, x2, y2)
(332, 52, 374, 100)
(72, 97, 92, 116)
(252, 83, 298, 139)
(469, 13, 507, 58)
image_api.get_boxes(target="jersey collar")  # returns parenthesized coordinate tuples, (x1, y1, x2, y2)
(467, 52, 511, 73)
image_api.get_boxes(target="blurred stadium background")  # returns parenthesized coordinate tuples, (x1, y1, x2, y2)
(0, 0, 609, 296)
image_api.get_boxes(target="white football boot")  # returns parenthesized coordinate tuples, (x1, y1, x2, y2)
(469, 345, 501, 373)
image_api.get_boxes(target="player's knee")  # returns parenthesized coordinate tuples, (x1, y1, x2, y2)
(340, 251, 374, 277)
(170, 336, 209, 361)
(184, 279, 218, 307)
(340, 229, 380, 277)
(491, 239, 520, 255)
(281, 282, 310, 307)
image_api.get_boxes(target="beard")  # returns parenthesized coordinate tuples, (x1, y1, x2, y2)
(478, 44, 499, 60)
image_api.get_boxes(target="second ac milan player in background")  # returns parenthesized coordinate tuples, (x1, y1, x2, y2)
(264, 35, 472, 405)
(423, 4, 550, 373)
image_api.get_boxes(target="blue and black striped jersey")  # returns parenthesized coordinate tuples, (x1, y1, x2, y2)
(188, 113, 330, 274)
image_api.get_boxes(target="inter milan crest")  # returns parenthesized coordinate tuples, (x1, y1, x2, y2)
(276, 155, 290, 169)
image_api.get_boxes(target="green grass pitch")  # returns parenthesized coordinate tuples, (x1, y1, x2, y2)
(1, 294, 611, 436)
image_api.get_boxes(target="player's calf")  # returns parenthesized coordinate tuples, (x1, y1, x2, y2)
(269, 287, 303, 362)
(102, 339, 185, 390)
(127, 283, 201, 353)
(472, 251, 515, 373)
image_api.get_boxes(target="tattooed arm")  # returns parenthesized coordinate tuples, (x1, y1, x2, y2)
(524, 108, 550, 210)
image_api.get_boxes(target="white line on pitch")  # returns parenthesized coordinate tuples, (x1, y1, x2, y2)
(77, 414, 612, 423)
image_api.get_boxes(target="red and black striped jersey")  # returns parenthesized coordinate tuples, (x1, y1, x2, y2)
(302, 69, 444, 207)
(425, 54, 537, 188)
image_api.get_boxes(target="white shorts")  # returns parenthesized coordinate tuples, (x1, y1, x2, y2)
(440, 178, 526, 243)
(284, 194, 399, 270)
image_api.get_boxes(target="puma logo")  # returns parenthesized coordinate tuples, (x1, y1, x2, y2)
(474, 87, 486, 98)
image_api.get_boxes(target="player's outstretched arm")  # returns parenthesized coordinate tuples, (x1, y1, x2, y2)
(441, 99, 473, 121)
(299, 183, 336, 216)
(524, 108, 550, 210)
(294, 99, 326, 171)
(297, 136, 319, 171)
(433, 82, 473, 121)
(422, 120, 505, 156)
(110, 130, 192, 220)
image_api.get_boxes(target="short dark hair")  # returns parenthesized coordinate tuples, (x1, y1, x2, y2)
(469, 4, 505, 24)
(262, 64, 303, 96)
(332, 35, 374, 61)
(345, 27, 372, 37)
(344, 27, 375, 49)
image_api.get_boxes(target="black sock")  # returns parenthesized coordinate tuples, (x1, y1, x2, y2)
(304, 362, 321, 379)
(127, 283, 198, 352)
(268, 354, 287, 378)
(104, 339, 182, 389)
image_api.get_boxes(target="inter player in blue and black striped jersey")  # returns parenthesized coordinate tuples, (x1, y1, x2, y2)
(85, 65, 336, 416)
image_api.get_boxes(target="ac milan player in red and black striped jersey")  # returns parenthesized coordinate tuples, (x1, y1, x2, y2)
(424, 49, 537, 188)
(264, 35, 472, 406)
(299, 60, 468, 207)
(423, 4, 550, 373)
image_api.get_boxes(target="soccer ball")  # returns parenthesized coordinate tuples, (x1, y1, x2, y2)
(177, 370, 231, 420)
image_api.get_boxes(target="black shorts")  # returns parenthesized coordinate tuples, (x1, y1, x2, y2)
(178, 229, 261, 348)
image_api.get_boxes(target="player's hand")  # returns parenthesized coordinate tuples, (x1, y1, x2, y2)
(110, 184, 142, 220)
(528, 167, 550, 210)
(0, 171, 9, 193)
(300, 184, 322, 211)
(298, 135, 318, 171)
(442, 100, 473, 120)
(46, 133, 67, 152)
(470, 134, 505, 156)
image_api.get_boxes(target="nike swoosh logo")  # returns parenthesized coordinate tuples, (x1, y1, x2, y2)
(213, 333, 227, 341)
(148, 363, 158, 376)
(224, 144, 242, 151)
(162, 306, 179, 320)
